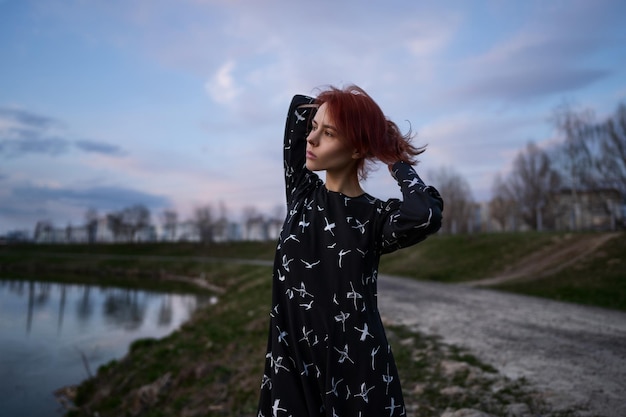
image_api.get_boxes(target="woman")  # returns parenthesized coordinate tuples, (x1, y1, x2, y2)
(257, 85, 443, 417)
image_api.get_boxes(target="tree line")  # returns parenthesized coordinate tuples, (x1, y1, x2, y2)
(19, 101, 626, 243)
(31, 202, 286, 244)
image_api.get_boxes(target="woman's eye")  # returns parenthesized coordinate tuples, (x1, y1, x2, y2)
(324, 130, 333, 137)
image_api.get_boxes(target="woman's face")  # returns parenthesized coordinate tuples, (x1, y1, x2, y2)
(305, 103, 358, 174)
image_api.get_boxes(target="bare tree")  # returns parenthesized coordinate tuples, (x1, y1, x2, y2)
(551, 103, 600, 230)
(489, 174, 516, 231)
(85, 208, 98, 244)
(162, 209, 178, 242)
(601, 103, 626, 189)
(213, 201, 230, 242)
(507, 142, 562, 230)
(122, 204, 151, 241)
(194, 205, 214, 243)
(33, 220, 53, 242)
(551, 103, 598, 191)
(428, 167, 475, 234)
(597, 102, 626, 227)
(107, 212, 125, 241)
(241, 205, 263, 240)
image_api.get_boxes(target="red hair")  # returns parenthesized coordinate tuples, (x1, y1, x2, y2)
(314, 85, 425, 180)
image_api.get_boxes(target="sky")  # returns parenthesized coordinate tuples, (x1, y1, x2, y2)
(1, 0, 625, 235)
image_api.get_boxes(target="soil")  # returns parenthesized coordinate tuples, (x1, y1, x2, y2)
(377, 233, 626, 417)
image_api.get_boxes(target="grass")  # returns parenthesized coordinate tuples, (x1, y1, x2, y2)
(67, 262, 273, 417)
(1, 232, 623, 416)
(492, 232, 626, 311)
(378, 232, 559, 282)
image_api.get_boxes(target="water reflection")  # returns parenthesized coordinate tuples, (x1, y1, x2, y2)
(0, 279, 207, 416)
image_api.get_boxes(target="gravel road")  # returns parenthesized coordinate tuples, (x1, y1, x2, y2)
(377, 274, 626, 417)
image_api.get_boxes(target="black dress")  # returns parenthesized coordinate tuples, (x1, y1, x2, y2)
(257, 95, 443, 417)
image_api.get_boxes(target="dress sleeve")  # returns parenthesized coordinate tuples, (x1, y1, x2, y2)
(283, 94, 317, 206)
(379, 161, 444, 254)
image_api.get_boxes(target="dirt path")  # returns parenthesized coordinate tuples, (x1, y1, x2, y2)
(378, 275, 626, 417)
(468, 232, 619, 287)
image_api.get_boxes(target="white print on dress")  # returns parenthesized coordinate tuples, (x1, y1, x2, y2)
(323, 217, 336, 235)
(383, 363, 394, 394)
(371, 346, 380, 370)
(272, 399, 287, 417)
(284, 234, 300, 243)
(403, 177, 420, 188)
(266, 353, 290, 374)
(261, 374, 272, 390)
(301, 259, 320, 269)
(276, 326, 289, 346)
(347, 282, 363, 310)
(350, 218, 369, 234)
(355, 382, 375, 403)
(282, 255, 294, 272)
(298, 216, 310, 233)
(334, 311, 350, 331)
(338, 249, 351, 267)
(301, 361, 314, 376)
(293, 282, 313, 298)
(334, 344, 355, 364)
(414, 208, 433, 229)
(354, 323, 374, 341)
(294, 109, 305, 123)
(385, 397, 402, 416)
(326, 377, 343, 397)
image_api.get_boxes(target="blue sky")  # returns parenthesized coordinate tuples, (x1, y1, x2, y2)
(1, 0, 625, 235)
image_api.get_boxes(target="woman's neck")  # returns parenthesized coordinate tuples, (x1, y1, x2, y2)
(324, 171, 364, 197)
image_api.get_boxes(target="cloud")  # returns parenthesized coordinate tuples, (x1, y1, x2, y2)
(205, 60, 241, 105)
(0, 135, 70, 157)
(74, 140, 125, 156)
(1, 182, 171, 231)
(0, 107, 60, 130)
(434, 0, 624, 106)
(454, 68, 610, 102)
(11, 183, 171, 212)
(0, 107, 125, 158)
(447, 38, 613, 103)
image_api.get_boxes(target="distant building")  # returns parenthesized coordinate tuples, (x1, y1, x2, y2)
(95, 218, 114, 242)
(475, 187, 625, 233)
(554, 188, 624, 231)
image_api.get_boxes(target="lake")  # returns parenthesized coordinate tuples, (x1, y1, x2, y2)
(0, 278, 209, 416)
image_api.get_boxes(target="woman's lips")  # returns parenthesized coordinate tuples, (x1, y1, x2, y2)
(306, 151, 317, 159)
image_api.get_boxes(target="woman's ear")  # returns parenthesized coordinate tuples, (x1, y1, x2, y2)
(352, 149, 362, 159)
